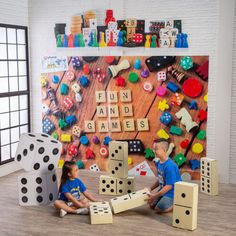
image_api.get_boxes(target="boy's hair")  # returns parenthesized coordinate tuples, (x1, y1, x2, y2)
(153, 139, 169, 152)
(59, 161, 76, 191)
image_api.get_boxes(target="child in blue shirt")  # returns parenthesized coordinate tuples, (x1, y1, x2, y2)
(147, 139, 182, 213)
(54, 161, 101, 217)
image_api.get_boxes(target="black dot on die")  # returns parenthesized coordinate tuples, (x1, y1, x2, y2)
(185, 210, 190, 215)
(38, 147, 45, 154)
(37, 196, 43, 203)
(28, 134, 35, 137)
(102, 188, 106, 192)
(102, 180, 106, 184)
(112, 171, 115, 174)
(36, 187, 42, 193)
(43, 155, 49, 162)
(34, 163, 40, 170)
(48, 164, 54, 171)
(49, 193, 53, 201)
(111, 180, 114, 184)
(106, 184, 110, 188)
(36, 177, 42, 184)
(41, 134, 48, 137)
(111, 189, 114, 193)
(128, 181, 131, 185)
(115, 167, 118, 170)
(115, 150, 118, 153)
(17, 154, 22, 161)
(119, 163, 122, 167)
(22, 196, 28, 203)
(21, 187, 27, 194)
(21, 178, 27, 185)
(128, 190, 131, 193)
(111, 154, 115, 157)
(52, 174, 56, 182)
(23, 149, 28, 156)
(119, 181, 123, 184)
(52, 148, 59, 155)
(36, 139, 44, 143)
(118, 146, 122, 150)
(119, 189, 123, 193)
(181, 193, 186, 198)
(175, 219, 180, 224)
(29, 144, 34, 151)
(51, 140, 58, 144)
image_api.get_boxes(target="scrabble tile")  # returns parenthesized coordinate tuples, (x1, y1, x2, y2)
(137, 118, 149, 131)
(98, 120, 109, 133)
(121, 104, 133, 117)
(110, 119, 121, 132)
(120, 90, 132, 102)
(84, 120, 95, 133)
(96, 91, 106, 103)
(108, 105, 119, 118)
(97, 105, 107, 117)
(123, 119, 135, 131)
(107, 91, 118, 103)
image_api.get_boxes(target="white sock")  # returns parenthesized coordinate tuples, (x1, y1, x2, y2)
(76, 208, 89, 215)
(60, 209, 67, 218)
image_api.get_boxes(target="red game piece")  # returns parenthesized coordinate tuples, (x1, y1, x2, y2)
(105, 9, 116, 25)
(107, 31, 116, 46)
(68, 34, 74, 47)
(83, 64, 90, 75)
(198, 109, 207, 121)
(67, 144, 79, 156)
(182, 78, 203, 98)
(85, 148, 95, 159)
(105, 56, 115, 64)
(180, 139, 189, 149)
(196, 60, 209, 80)
(100, 146, 108, 157)
(116, 76, 125, 87)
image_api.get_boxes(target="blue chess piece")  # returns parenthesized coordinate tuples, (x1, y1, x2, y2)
(181, 33, 188, 48)
(189, 101, 197, 110)
(175, 33, 182, 48)
(88, 32, 94, 47)
(74, 34, 79, 47)
(117, 31, 124, 46)
(63, 34, 68, 47)
(134, 58, 141, 70)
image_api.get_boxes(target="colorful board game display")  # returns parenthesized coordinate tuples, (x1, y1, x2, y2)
(55, 10, 189, 49)
(41, 56, 208, 180)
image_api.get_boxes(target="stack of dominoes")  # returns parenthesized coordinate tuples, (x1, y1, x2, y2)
(15, 133, 62, 206)
(200, 157, 218, 195)
(99, 141, 135, 196)
(172, 182, 198, 231)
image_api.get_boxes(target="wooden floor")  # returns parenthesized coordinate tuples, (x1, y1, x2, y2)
(0, 170, 236, 236)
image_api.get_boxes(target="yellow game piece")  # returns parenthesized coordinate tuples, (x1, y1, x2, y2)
(192, 143, 203, 154)
(157, 129, 169, 139)
(40, 74, 47, 87)
(204, 93, 208, 102)
(60, 134, 71, 143)
(145, 35, 151, 48)
(99, 32, 107, 47)
(58, 159, 64, 168)
(158, 99, 169, 111)
(128, 157, 133, 165)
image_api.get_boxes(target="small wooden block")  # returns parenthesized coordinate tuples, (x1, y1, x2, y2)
(172, 205, 197, 231)
(110, 188, 150, 214)
(97, 105, 107, 117)
(98, 120, 109, 133)
(96, 91, 106, 103)
(120, 90, 132, 102)
(174, 182, 198, 208)
(137, 118, 149, 131)
(89, 201, 113, 225)
(110, 119, 121, 132)
(123, 119, 135, 131)
(84, 120, 95, 133)
(121, 104, 133, 117)
(107, 91, 118, 103)
(108, 105, 119, 118)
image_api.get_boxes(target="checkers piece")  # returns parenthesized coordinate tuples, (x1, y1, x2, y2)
(128, 72, 139, 83)
(182, 78, 203, 98)
(143, 82, 153, 93)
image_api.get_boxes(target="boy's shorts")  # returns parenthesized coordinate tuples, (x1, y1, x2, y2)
(152, 196, 173, 211)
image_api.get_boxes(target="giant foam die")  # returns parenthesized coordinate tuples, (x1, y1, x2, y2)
(172, 205, 197, 231)
(109, 141, 128, 161)
(99, 175, 134, 196)
(200, 157, 218, 195)
(108, 159, 128, 179)
(110, 188, 150, 214)
(174, 182, 198, 208)
(89, 201, 113, 225)
(18, 171, 58, 206)
(15, 133, 62, 173)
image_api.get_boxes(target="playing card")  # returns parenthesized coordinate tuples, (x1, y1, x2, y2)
(89, 19, 97, 29)
(159, 28, 171, 38)
(108, 21, 118, 31)
(128, 161, 155, 177)
(105, 29, 119, 43)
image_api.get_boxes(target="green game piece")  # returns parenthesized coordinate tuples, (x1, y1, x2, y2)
(76, 160, 85, 169)
(128, 72, 138, 83)
(150, 35, 157, 48)
(170, 126, 182, 136)
(197, 130, 206, 140)
(92, 33, 99, 47)
(51, 132, 59, 140)
(58, 119, 68, 130)
(174, 153, 186, 167)
(78, 34, 85, 47)
(60, 83, 69, 95)
(122, 30, 127, 44)
(56, 34, 62, 47)
(144, 148, 155, 159)
(180, 56, 193, 71)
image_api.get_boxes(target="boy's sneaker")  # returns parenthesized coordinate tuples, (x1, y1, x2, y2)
(60, 209, 67, 218)
(76, 208, 89, 215)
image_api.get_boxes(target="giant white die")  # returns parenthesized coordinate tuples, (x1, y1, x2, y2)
(18, 171, 58, 206)
(15, 133, 62, 173)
